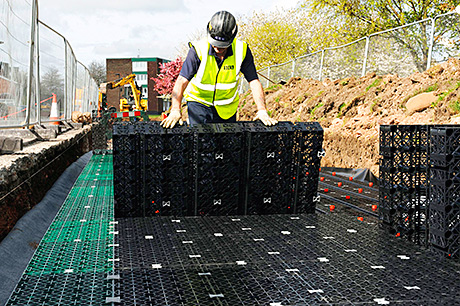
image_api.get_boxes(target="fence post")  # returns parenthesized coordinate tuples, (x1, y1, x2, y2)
(291, 59, 296, 79)
(64, 38, 68, 121)
(70, 55, 76, 117)
(426, 18, 435, 71)
(86, 68, 90, 113)
(266, 66, 271, 88)
(84, 70, 88, 113)
(319, 50, 324, 80)
(25, 0, 38, 128)
(36, 7, 41, 125)
(362, 36, 370, 77)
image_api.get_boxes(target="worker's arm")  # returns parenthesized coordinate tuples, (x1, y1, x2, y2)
(249, 79, 278, 126)
(161, 76, 189, 128)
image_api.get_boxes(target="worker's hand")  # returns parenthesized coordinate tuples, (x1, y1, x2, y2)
(254, 109, 278, 126)
(161, 109, 183, 128)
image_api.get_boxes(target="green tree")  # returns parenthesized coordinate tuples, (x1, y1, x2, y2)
(238, 10, 311, 69)
(300, 4, 368, 51)
(306, 0, 459, 32)
(304, 0, 460, 72)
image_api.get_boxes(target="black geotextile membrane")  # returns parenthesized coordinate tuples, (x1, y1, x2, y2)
(111, 213, 460, 305)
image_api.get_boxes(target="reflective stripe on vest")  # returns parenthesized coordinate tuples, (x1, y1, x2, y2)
(184, 38, 247, 119)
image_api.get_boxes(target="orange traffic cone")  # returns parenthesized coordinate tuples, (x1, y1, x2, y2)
(49, 93, 60, 125)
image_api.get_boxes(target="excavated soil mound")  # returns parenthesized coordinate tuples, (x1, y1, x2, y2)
(238, 58, 460, 176)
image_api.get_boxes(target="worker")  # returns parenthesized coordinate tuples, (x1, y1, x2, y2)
(161, 10, 278, 128)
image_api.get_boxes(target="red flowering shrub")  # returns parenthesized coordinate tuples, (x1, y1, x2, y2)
(151, 57, 183, 97)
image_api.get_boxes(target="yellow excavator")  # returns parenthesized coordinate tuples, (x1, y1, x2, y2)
(106, 74, 148, 112)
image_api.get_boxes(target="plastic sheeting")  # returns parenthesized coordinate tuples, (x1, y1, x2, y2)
(321, 167, 379, 185)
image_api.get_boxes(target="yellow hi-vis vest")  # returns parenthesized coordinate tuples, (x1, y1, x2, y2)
(184, 38, 248, 119)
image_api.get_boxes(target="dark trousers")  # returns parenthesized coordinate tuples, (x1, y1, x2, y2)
(187, 101, 237, 125)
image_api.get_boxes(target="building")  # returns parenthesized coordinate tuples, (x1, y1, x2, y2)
(106, 57, 169, 114)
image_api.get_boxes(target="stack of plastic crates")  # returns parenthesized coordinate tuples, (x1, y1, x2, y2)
(294, 122, 324, 213)
(112, 121, 324, 217)
(113, 122, 193, 217)
(379, 125, 429, 245)
(193, 123, 246, 215)
(112, 122, 144, 217)
(92, 110, 114, 154)
(429, 126, 460, 259)
(143, 123, 193, 217)
(242, 122, 296, 215)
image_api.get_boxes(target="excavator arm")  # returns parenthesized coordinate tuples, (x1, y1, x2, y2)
(107, 74, 145, 111)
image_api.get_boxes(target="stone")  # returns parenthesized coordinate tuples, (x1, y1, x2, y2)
(406, 92, 437, 112)
(35, 128, 57, 140)
(82, 112, 92, 123)
(0, 136, 23, 153)
(72, 111, 83, 123)
(331, 118, 343, 127)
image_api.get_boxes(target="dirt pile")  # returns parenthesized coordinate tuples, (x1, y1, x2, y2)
(238, 58, 460, 176)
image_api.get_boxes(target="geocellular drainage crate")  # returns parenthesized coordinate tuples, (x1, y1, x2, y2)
(113, 121, 324, 218)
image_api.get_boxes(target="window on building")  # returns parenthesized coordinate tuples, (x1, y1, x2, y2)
(135, 74, 146, 82)
(132, 61, 147, 72)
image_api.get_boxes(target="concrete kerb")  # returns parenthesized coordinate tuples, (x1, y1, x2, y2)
(0, 122, 85, 144)
(0, 123, 87, 154)
(0, 128, 56, 141)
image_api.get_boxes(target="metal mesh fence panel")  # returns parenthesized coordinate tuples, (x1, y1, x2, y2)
(270, 61, 293, 84)
(38, 22, 65, 123)
(75, 62, 87, 113)
(322, 39, 366, 80)
(0, 0, 33, 126)
(431, 12, 460, 67)
(65, 41, 77, 121)
(294, 52, 322, 80)
(0, 1, 98, 129)
(258, 67, 270, 88)
(83, 68, 91, 113)
(251, 12, 458, 88)
(367, 20, 432, 77)
(239, 76, 249, 94)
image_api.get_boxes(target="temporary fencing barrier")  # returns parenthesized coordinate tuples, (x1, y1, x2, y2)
(0, 0, 98, 129)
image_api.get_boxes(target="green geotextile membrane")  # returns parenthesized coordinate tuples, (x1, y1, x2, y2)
(7, 155, 115, 305)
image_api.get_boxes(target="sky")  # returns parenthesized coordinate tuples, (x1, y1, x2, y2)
(37, 0, 300, 67)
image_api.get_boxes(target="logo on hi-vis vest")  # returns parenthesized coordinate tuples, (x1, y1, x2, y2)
(223, 65, 235, 70)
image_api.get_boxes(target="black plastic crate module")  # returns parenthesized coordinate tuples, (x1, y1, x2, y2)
(379, 124, 460, 260)
(112, 121, 324, 217)
(379, 125, 429, 246)
(429, 126, 460, 259)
